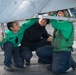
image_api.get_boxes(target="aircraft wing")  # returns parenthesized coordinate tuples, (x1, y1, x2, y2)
(0, 0, 76, 23)
(41, 0, 76, 13)
(0, 0, 49, 23)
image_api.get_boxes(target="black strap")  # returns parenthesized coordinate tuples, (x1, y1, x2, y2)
(68, 46, 73, 52)
(15, 37, 18, 43)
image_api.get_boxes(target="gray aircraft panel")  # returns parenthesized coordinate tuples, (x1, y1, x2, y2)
(41, 0, 76, 13)
(0, 0, 76, 23)
(0, 0, 48, 23)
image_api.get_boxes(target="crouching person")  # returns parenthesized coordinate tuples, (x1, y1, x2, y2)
(48, 10, 76, 74)
(3, 41, 24, 71)
(36, 10, 76, 75)
(0, 18, 38, 71)
(21, 18, 52, 65)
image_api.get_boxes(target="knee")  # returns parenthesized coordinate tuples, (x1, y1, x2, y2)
(36, 48, 43, 57)
(4, 41, 14, 48)
(24, 54, 32, 60)
(27, 54, 32, 59)
(36, 45, 53, 57)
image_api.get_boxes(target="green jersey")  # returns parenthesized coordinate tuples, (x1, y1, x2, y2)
(0, 18, 38, 47)
(50, 18, 74, 51)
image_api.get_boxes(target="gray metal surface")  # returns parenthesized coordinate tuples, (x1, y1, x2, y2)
(39, 15, 76, 21)
(0, 0, 76, 23)
(41, 0, 76, 13)
(0, 0, 48, 23)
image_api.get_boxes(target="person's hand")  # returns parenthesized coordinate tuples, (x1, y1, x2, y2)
(0, 32, 4, 42)
(33, 14, 39, 18)
(48, 12, 54, 15)
(47, 36, 52, 42)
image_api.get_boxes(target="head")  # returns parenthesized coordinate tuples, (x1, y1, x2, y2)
(38, 18, 50, 26)
(48, 12, 54, 15)
(7, 21, 20, 33)
(56, 10, 65, 17)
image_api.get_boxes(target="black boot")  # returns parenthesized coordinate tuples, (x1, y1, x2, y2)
(71, 61, 76, 70)
(25, 60, 30, 66)
(70, 57, 76, 70)
(47, 65, 52, 71)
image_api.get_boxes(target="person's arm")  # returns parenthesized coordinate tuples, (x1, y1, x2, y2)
(49, 13, 61, 29)
(41, 28, 52, 43)
(42, 29, 52, 38)
(61, 22, 73, 39)
(0, 38, 7, 46)
(37, 30, 52, 47)
(50, 20, 73, 39)
(0, 31, 8, 46)
(21, 18, 38, 31)
(49, 13, 73, 39)
(48, 12, 61, 30)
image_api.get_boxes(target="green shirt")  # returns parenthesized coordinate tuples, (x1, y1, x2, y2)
(0, 18, 38, 47)
(50, 18, 74, 51)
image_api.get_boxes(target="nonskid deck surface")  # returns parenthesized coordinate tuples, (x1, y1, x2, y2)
(0, 51, 76, 75)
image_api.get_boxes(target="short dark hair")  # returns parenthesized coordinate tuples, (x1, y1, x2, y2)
(56, 10, 65, 15)
(7, 22, 15, 30)
(46, 19, 50, 24)
(57, 10, 64, 13)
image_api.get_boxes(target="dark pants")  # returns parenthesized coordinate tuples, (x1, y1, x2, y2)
(3, 41, 24, 67)
(36, 45, 53, 64)
(21, 40, 51, 62)
(36, 45, 75, 74)
(21, 47, 32, 62)
(21, 45, 50, 63)
(52, 51, 71, 74)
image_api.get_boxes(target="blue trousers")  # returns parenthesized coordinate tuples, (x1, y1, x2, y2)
(21, 45, 52, 63)
(36, 45, 53, 64)
(21, 47, 33, 62)
(52, 51, 71, 74)
(36, 45, 75, 74)
(3, 41, 24, 67)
